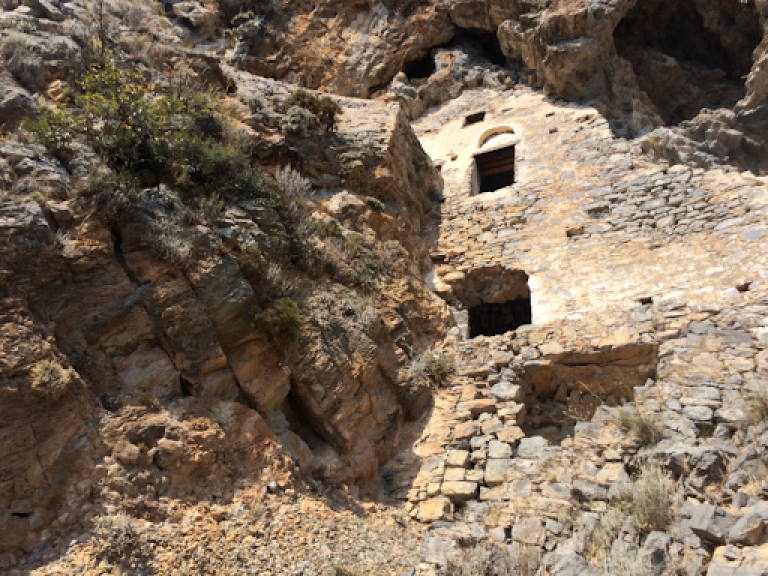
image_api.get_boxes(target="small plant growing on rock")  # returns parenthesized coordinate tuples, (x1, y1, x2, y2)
(92, 514, 146, 565)
(287, 89, 342, 131)
(580, 508, 623, 566)
(252, 297, 302, 341)
(444, 543, 540, 576)
(613, 460, 683, 535)
(363, 196, 386, 212)
(30, 358, 71, 401)
(619, 406, 664, 446)
(280, 105, 319, 136)
(742, 381, 768, 426)
(423, 350, 455, 386)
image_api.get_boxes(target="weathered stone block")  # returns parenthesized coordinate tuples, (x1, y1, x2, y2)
(417, 497, 453, 523)
(485, 458, 512, 486)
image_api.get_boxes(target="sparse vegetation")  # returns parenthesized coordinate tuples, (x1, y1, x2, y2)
(286, 89, 342, 132)
(742, 380, 768, 426)
(423, 350, 456, 385)
(92, 514, 147, 566)
(580, 460, 682, 572)
(252, 297, 303, 341)
(1, 33, 44, 92)
(445, 544, 541, 576)
(30, 358, 71, 401)
(619, 406, 665, 446)
(613, 460, 683, 535)
(146, 220, 194, 268)
(581, 508, 623, 565)
(608, 547, 654, 576)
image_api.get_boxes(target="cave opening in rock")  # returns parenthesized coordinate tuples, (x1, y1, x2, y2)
(403, 52, 437, 80)
(475, 145, 515, 193)
(451, 29, 507, 67)
(613, 0, 761, 125)
(469, 298, 531, 338)
(402, 28, 507, 83)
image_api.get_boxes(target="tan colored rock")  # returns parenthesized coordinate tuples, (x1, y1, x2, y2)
(446, 450, 471, 468)
(417, 497, 454, 523)
(441, 481, 478, 502)
(485, 459, 512, 487)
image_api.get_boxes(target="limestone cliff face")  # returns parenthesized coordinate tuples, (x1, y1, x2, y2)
(0, 90, 449, 555)
(230, 0, 455, 98)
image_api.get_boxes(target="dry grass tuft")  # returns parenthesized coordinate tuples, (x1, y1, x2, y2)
(613, 460, 684, 535)
(619, 406, 665, 446)
(444, 544, 541, 576)
(30, 358, 71, 401)
(742, 381, 768, 427)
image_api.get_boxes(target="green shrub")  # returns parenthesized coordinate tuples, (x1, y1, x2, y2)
(1, 33, 45, 92)
(280, 105, 319, 136)
(252, 297, 302, 341)
(24, 107, 75, 155)
(424, 351, 455, 385)
(286, 89, 342, 131)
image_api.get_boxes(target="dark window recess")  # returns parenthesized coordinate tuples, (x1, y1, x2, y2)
(469, 299, 532, 337)
(476, 145, 515, 193)
(463, 111, 486, 127)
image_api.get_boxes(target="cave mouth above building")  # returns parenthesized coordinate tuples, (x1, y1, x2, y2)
(474, 145, 515, 193)
(613, 0, 762, 125)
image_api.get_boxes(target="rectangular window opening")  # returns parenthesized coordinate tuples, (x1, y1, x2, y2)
(475, 145, 515, 193)
(463, 111, 487, 127)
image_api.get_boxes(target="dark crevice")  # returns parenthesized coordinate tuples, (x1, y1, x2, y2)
(285, 385, 342, 454)
(404, 52, 437, 80)
(179, 375, 193, 397)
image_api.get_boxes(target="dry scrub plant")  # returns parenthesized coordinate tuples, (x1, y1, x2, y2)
(580, 460, 683, 573)
(445, 544, 541, 576)
(742, 381, 768, 426)
(30, 358, 71, 401)
(614, 460, 683, 535)
(619, 406, 665, 446)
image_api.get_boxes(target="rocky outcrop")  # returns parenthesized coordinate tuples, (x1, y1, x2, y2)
(0, 77, 449, 556)
(229, 0, 455, 98)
